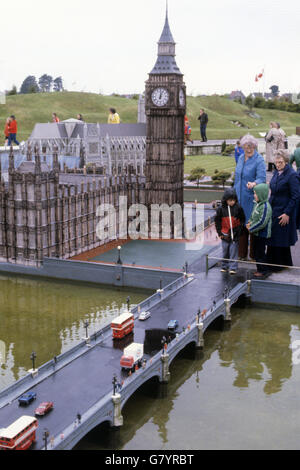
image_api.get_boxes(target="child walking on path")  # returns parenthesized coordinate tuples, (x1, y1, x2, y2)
(246, 183, 272, 278)
(215, 188, 245, 274)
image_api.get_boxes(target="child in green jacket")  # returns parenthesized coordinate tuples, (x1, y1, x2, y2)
(246, 183, 272, 278)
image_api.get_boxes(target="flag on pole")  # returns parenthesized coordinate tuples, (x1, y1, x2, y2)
(255, 69, 264, 82)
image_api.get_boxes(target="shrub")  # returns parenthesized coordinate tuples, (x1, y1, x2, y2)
(188, 167, 206, 187)
(222, 144, 235, 156)
(211, 170, 231, 188)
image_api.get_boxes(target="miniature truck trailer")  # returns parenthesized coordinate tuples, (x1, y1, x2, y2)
(120, 343, 144, 370)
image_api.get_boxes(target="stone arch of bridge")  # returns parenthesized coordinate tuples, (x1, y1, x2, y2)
(70, 417, 113, 450)
(204, 312, 226, 332)
(120, 372, 161, 409)
(168, 340, 197, 367)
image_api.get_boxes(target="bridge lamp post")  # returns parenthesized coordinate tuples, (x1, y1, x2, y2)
(43, 428, 49, 450)
(116, 246, 122, 265)
(84, 320, 89, 339)
(157, 277, 164, 294)
(30, 351, 37, 371)
(112, 375, 118, 395)
(183, 261, 188, 277)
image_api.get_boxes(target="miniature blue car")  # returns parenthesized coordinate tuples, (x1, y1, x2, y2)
(168, 320, 179, 331)
(18, 392, 37, 406)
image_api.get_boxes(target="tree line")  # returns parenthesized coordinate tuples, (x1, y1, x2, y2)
(245, 95, 300, 113)
(6, 75, 64, 95)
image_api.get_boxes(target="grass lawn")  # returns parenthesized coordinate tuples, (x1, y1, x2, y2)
(186, 95, 300, 140)
(1, 92, 299, 143)
(184, 154, 236, 176)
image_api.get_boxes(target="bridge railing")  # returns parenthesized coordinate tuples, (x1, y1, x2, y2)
(205, 254, 300, 280)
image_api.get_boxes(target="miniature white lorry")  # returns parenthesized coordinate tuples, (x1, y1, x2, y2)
(120, 343, 144, 370)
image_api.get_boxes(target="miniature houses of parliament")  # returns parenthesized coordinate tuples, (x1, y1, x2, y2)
(0, 8, 186, 267)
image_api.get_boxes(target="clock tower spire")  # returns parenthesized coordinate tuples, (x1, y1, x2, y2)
(145, 4, 186, 235)
(150, 2, 182, 75)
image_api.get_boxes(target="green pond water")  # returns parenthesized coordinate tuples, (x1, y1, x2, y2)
(76, 304, 300, 450)
(0, 274, 149, 390)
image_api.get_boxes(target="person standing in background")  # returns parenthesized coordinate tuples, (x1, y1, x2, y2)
(8, 115, 19, 146)
(276, 122, 287, 150)
(197, 109, 208, 142)
(184, 115, 193, 144)
(108, 108, 120, 124)
(265, 121, 281, 172)
(234, 139, 244, 164)
(4, 117, 11, 145)
(52, 113, 60, 123)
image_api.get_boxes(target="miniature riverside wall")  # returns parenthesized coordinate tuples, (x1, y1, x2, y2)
(0, 257, 181, 289)
(251, 279, 300, 307)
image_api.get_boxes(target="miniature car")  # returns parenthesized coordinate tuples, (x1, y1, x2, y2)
(138, 310, 151, 321)
(18, 392, 37, 406)
(34, 401, 54, 416)
(168, 320, 179, 331)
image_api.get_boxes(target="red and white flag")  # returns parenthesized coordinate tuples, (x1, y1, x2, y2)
(255, 69, 264, 82)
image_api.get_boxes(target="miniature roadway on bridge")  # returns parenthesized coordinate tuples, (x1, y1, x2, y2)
(0, 253, 249, 450)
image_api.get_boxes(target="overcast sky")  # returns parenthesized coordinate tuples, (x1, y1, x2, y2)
(0, 0, 299, 96)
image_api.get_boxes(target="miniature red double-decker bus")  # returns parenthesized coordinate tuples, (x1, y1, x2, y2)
(111, 311, 134, 339)
(0, 416, 38, 450)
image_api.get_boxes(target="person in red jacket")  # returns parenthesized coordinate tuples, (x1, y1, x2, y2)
(52, 113, 60, 123)
(215, 188, 245, 274)
(4, 117, 11, 145)
(8, 115, 19, 146)
(184, 115, 193, 145)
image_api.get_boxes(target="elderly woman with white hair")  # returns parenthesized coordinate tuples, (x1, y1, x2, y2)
(266, 149, 300, 269)
(234, 134, 266, 258)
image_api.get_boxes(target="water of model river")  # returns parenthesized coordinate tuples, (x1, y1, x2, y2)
(0, 275, 149, 390)
(76, 304, 300, 451)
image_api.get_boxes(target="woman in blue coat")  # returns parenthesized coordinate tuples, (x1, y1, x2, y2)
(297, 169, 300, 230)
(234, 134, 266, 258)
(267, 149, 300, 269)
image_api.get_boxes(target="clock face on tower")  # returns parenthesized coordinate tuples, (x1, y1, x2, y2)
(179, 88, 185, 106)
(151, 87, 169, 107)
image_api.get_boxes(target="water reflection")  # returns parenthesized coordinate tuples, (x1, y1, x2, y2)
(217, 308, 293, 394)
(0, 275, 148, 389)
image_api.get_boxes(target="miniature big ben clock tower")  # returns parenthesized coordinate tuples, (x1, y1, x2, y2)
(145, 6, 186, 211)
